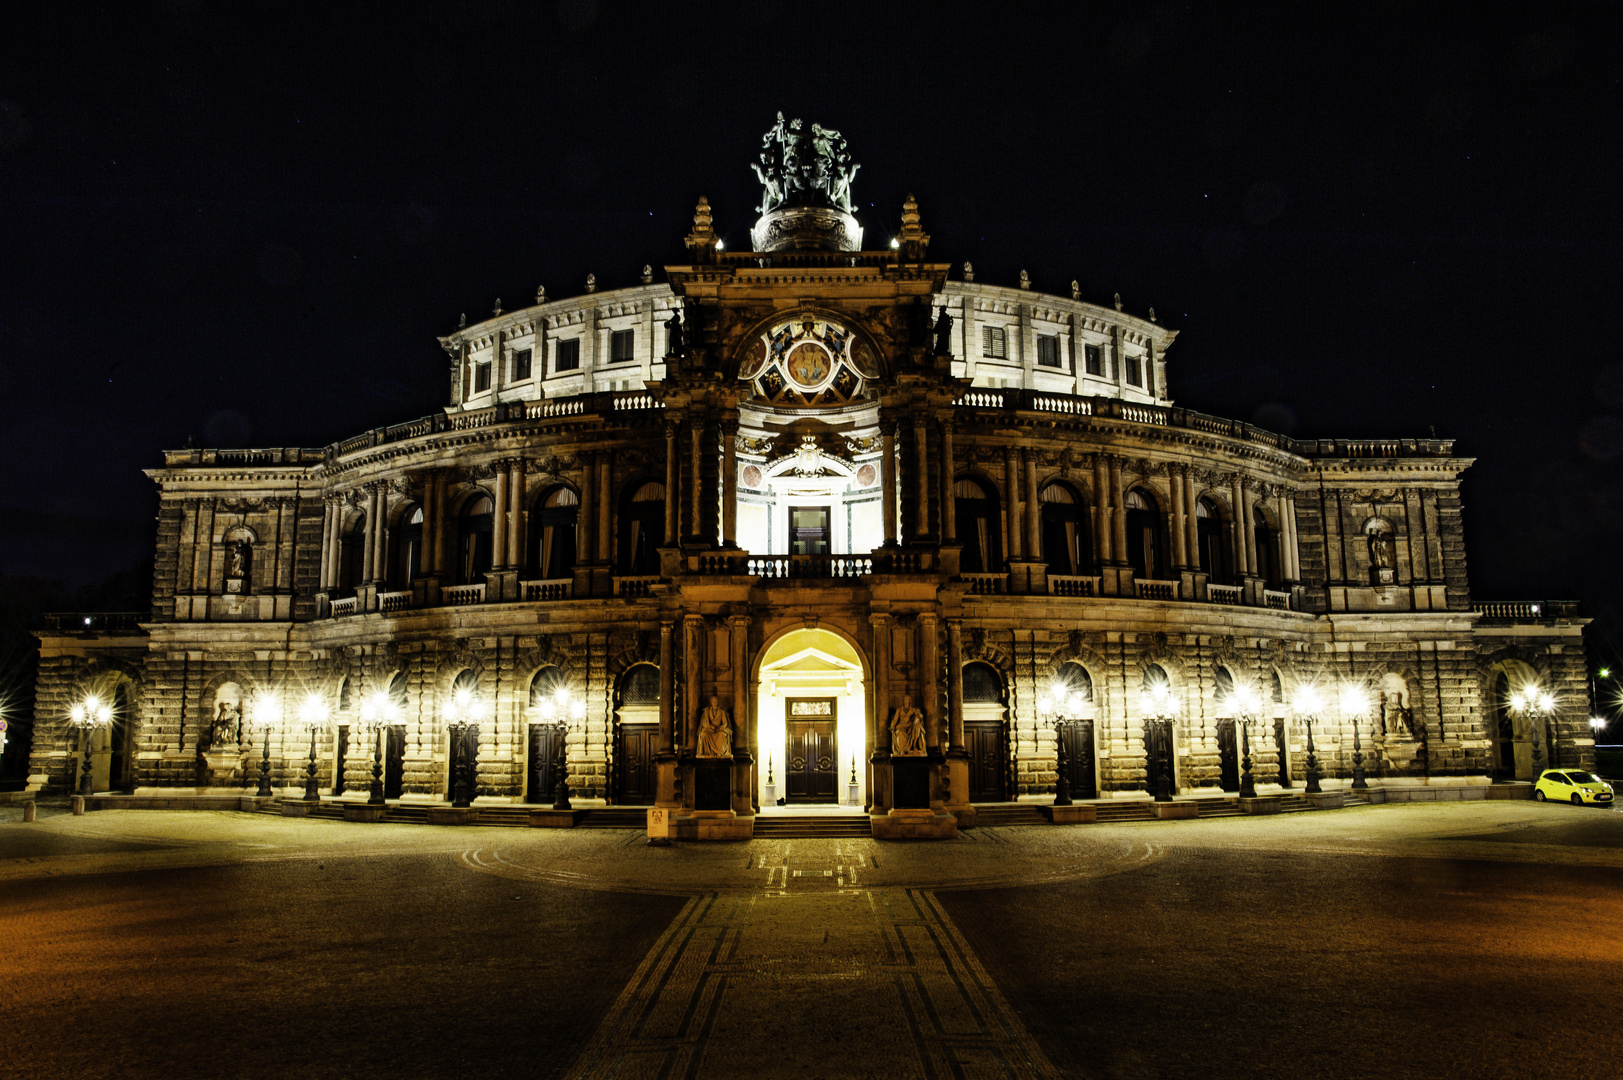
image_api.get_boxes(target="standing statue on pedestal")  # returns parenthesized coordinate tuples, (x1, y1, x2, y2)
(890, 695, 926, 756)
(697, 696, 733, 758)
(932, 307, 953, 356)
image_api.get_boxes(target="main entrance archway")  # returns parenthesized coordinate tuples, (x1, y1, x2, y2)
(755, 628, 866, 809)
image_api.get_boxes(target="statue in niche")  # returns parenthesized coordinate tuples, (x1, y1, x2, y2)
(1379, 688, 1413, 738)
(664, 311, 685, 358)
(225, 540, 251, 589)
(206, 699, 242, 751)
(1367, 528, 1396, 570)
(932, 307, 953, 356)
(697, 696, 733, 758)
(891, 695, 926, 756)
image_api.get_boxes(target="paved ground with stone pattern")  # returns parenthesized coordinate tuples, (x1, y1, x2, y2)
(1, 800, 1620, 1079)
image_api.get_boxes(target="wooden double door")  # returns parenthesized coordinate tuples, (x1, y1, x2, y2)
(966, 720, 1007, 802)
(786, 704, 838, 803)
(615, 721, 659, 805)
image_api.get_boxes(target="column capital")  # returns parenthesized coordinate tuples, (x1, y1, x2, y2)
(869, 612, 891, 628)
(918, 611, 939, 627)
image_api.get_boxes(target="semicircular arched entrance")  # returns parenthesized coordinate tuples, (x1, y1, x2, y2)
(753, 627, 868, 810)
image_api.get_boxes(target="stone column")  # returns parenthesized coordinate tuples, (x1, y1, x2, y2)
(663, 421, 679, 545)
(491, 464, 510, 570)
(1023, 449, 1041, 558)
(1184, 471, 1200, 568)
(321, 498, 340, 589)
(597, 455, 612, 563)
(721, 415, 738, 547)
(1109, 457, 1127, 562)
(689, 422, 704, 544)
(684, 615, 704, 756)
(940, 420, 957, 542)
(1169, 468, 1188, 569)
(1241, 482, 1258, 576)
(920, 613, 940, 753)
(360, 486, 377, 584)
(434, 473, 451, 578)
(946, 620, 966, 751)
(419, 474, 437, 579)
(880, 425, 898, 545)
(507, 460, 526, 570)
(1229, 474, 1250, 576)
(373, 485, 390, 583)
(657, 621, 675, 754)
(870, 613, 892, 813)
(1092, 455, 1111, 563)
(1281, 491, 1299, 580)
(1004, 447, 1021, 560)
(578, 453, 596, 566)
(729, 614, 751, 815)
(914, 419, 931, 538)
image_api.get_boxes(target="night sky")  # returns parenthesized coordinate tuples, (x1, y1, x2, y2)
(2, 3, 1618, 660)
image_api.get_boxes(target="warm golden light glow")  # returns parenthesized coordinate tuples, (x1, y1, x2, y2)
(1294, 685, 1323, 715)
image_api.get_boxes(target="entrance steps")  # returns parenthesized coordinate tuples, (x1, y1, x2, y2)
(576, 807, 649, 829)
(753, 813, 872, 839)
(1190, 797, 1243, 818)
(1093, 801, 1156, 822)
(968, 804, 1049, 828)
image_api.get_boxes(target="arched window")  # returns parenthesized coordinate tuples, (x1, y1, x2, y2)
(385, 672, 408, 716)
(527, 666, 566, 710)
(341, 513, 367, 594)
(1142, 663, 1170, 692)
(1254, 506, 1280, 588)
(1054, 661, 1093, 703)
(458, 495, 495, 584)
(617, 663, 661, 706)
(954, 477, 1002, 573)
(530, 486, 579, 580)
(338, 677, 352, 712)
(1196, 497, 1229, 582)
(963, 661, 1004, 703)
(394, 506, 423, 588)
(1124, 488, 1163, 580)
(1214, 666, 1235, 711)
(618, 481, 664, 574)
(1271, 671, 1284, 703)
(1040, 481, 1091, 576)
(451, 670, 478, 697)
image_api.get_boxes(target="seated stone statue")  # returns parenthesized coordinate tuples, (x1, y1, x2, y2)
(697, 696, 732, 758)
(890, 695, 926, 756)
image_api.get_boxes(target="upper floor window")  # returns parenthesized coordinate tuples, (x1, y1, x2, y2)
(473, 360, 492, 393)
(1084, 343, 1104, 376)
(982, 326, 1007, 359)
(1037, 334, 1063, 368)
(1125, 353, 1143, 386)
(511, 347, 532, 382)
(609, 329, 635, 363)
(555, 338, 581, 373)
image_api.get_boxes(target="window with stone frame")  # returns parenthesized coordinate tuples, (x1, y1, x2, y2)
(982, 325, 1007, 359)
(555, 337, 581, 373)
(511, 347, 532, 382)
(1084, 343, 1104, 376)
(609, 329, 635, 363)
(473, 359, 492, 393)
(1036, 333, 1063, 369)
(1125, 352, 1142, 386)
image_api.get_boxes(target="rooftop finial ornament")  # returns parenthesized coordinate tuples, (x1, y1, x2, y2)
(493, 298, 502, 317)
(685, 195, 719, 263)
(749, 113, 863, 252)
(536, 284, 546, 304)
(1149, 306, 1158, 323)
(641, 264, 653, 284)
(458, 312, 466, 329)
(1019, 270, 1031, 290)
(963, 261, 974, 283)
(585, 273, 596, 294)
(1071, 280, 1081, 300)
(1114, 292, 1124, 312)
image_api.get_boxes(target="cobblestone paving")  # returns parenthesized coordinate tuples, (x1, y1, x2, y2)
(2, 802, 1619, 1079)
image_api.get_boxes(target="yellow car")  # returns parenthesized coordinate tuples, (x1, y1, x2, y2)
(1532, 769, 1615, 806)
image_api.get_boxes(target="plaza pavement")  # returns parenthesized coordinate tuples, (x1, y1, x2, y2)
(1, 800, 1619, 1079)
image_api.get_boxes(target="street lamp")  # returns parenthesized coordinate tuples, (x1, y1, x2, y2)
(1225, 683, 1262, 799)
(443, 686, 484, 809)
(1042, 683, 1087, 807)
(357, 692, 397, 805)
(540, 687, 585, 811)
(1509, 687, 1555, 772)
(1339, 686, 1370, 790)
(297, 696, 328, 801)
(68, 696, 113, 797)
(1140, 681, 1178, 802)
(1293, 685, 1325, 795)
(248, 693, 282, 798)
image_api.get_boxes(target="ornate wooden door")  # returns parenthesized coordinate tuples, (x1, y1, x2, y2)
(1143, 719, 1174, 796)
(527, 724, 559, 804)
(966, 720, 1007, 802)
(614, 722, 658, 804)
(787, 718, 837, 802)
(1216, 719, 1239, 792)
(1061, 720, 1097, 800)
(384, 724, 407, 799)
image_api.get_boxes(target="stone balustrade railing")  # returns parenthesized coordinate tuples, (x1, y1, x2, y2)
(1208, 583, 1242, 605)
(378, 590, 412, 613)
(961, 573, 1007, 595)
(441, 583, 485, 606)
(42, 612, 145, 632)
(329, 597, 358, 617)
(1471, 600, 1581, 620)
(1263, 589, 1292, 610)
(1136, 578, 1180, 601)
(1048, 575, 1099, 597)
(522, 579, 572, 602)
(613, 575, 660, 597)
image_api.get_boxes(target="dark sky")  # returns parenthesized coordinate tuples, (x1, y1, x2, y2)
(2, 2, 1618, 656)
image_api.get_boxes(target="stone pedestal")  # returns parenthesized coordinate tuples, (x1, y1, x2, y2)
(1238, 797, 1281, 815)
(871, 808, 959, 840)
(342, 803, 387, 822)
(202, 750, 245, 787)
(1304, 791, 1345, 810)
(1150, 801, 1198, 819)
(943, 754, 974, 826)
(681, 809, 753, 841)
(1040, 804, 1098, 825)
(426, 806, 477, 826)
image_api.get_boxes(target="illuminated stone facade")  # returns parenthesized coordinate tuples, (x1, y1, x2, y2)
(30, 128, 1591, 834)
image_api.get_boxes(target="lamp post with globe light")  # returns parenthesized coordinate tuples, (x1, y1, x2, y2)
(1509, 687, 1555, 773)
(1140, 680, 1179, 802)
(297, 696, 328, 801)
(1041, 682, 1087, 807)
(249, 693, 282, 797)
(1225, 682, 1262, 799)
(541, 686, 586, 811)
(1293, 685, 1325, 795)
(357, 692, 396, 805)
(68, 696, 113, 797)
(1339, 686, 1371, 790)
(443, 686, 483, 809)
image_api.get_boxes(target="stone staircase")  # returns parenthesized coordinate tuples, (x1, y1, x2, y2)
(1093, 801, 1156, 822)
(1191, 796, 1243, 818)
(753, 813, 873, 839)
(576, 807, 649, 829)
(968, 804, 1049, 827)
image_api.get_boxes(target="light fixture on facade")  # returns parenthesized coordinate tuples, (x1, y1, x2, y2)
(297, 695, 328, 801)
(69, 695, 113, 798)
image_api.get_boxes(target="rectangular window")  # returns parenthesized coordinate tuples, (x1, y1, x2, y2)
(473, 361, 491, 393)
(555, 338, 580, 373)
(1037, 334, 1062, 368)
(609, 329, 635, 363)
(1084, 343, 1103, 377)
(982, 325, 1007, 359)
(511, 348, 532, 382)
(1126, 353, 1142, 386)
